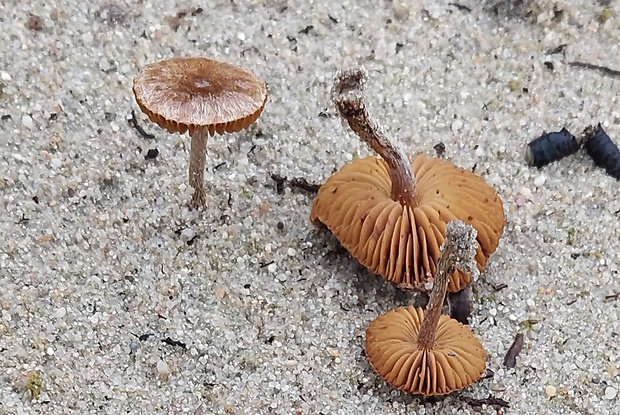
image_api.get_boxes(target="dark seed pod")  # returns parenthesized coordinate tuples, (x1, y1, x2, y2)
(583, 124, 620, 180)
(525, 128, 580, 168)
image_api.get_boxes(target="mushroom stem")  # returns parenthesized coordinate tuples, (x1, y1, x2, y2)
(189, 128, 208, 208)
(332, 68, 418, 206)
(417, 221, 479, 350)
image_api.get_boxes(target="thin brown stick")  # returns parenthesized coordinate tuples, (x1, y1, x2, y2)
(417, 221, 478, 349)
(568, 61, 620, 78)
(331, 68, 417, 206)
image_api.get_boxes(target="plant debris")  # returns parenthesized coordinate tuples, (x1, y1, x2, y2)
(492, 282, 508, 291)
(546, 44, 568, 55)
(145, 148, 159, 160)
(605, 292, 620, 302)
(448, 3, 471, 12)
(503, 333, 524, 368)
(568, 61, 620, 78)
(461, 395, 510, 408)
(161, 337, 187, 349)
(128, 109, 155, 139)
(433, 142, 446, 158)
(583, 123, 620, 180)
(270, 173, 321, 194)
(135, 332, 156, 341)
(525, 128, 579, 168)
(22, 371, 43, 400)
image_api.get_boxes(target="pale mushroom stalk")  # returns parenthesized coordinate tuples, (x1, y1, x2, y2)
(417, 221, 479, 349)
(189, 128, 208, 208)
(332, 68, 417, 206)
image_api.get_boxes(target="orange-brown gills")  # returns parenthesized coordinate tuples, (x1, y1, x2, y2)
(311, 154, 504, 292)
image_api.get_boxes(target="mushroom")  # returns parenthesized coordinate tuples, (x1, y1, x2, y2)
(133, 57, 267, 208)
(365, 221, 486, 396)
(310, 69, 504, 292)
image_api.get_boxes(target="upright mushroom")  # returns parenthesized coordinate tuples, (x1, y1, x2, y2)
(365, 221, 487, 396)
(133, 57, 268, 208)
(311, 69, 504, 292)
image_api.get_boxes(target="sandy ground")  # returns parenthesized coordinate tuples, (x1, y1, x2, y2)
(1, 0, 620, 414)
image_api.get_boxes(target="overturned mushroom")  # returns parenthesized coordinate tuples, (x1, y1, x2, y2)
(133, 57, 267, 208)
(365, 221, 487, 396)
(311, 69, 504, 292)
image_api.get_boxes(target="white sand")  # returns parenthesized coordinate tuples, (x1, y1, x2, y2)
(1, 0, 619, 414)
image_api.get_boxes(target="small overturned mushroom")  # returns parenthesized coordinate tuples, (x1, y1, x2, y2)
(311, 69, 504, 292)
(133, 57, 267, 208)
(365, 221, 487, 396)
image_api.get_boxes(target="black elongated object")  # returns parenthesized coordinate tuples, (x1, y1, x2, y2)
(584, 123, 620, 180)
(525, 127, 580, 168)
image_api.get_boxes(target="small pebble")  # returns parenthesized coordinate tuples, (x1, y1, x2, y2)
(129, 340, 139, 354)
(267, 263, 277, 273)
(27, 14, 44, 31)
(545, 385, 557, 397)
(21, 115, 34, 129)
(519, 186, 533, 200)
(82, 31, 94, 44)
(534, 175, 546, 187)
(514, 194, 527, 207)
(287, 248, 296, 257)
(0, 71, 10, 81)
(53, 307, 67, 319)
(258, 201, 269, 213)
(180, 228, 195, 243)
(392, 1, 410, 21)
(605, 386, 617, 400)
(156, 360, 171, 380)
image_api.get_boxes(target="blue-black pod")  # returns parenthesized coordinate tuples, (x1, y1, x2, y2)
(584, 123, 620, 180)
(525, 127, 580, 168)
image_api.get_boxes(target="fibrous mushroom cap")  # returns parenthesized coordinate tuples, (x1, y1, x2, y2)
(310, 154, 504, 292)
(365, 306, 486, 396)
(133, 57, 267, 137)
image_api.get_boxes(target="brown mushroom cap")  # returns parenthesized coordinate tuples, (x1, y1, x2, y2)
(310, 154, 504, 292)
(132, 57, 267, 137)
(365, 306, 486, 396)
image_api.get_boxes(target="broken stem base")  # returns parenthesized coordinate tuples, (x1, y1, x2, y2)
(331, 69, 418, 206)
(417, 221, 478, 350)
